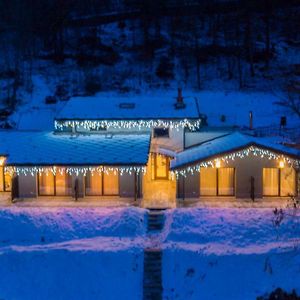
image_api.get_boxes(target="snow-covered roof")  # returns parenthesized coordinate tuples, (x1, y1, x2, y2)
(0, 131, 150, 166)
(56, 94, 201, 120)
(171, 132, 300, 169)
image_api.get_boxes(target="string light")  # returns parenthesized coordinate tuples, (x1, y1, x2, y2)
(174, 146, 300, 177)
(54, 119, 202, 131)
(4, 166, 147, 177)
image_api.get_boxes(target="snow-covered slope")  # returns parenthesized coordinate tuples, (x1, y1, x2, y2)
(0, 207, 299, 299)
(10, 79, 300, 131)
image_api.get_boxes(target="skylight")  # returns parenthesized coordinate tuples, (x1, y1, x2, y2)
(119, 103, 135, 109)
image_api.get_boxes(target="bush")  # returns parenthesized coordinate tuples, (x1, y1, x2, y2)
(257, 288, 300, 300)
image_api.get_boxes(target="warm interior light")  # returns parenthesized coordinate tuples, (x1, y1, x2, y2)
(279, 160, 285, 168)
(0, 157, 6, 166)
(215, 160, 221, 168)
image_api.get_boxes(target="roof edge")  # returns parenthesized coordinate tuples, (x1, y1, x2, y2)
(171, 142, 300, 170)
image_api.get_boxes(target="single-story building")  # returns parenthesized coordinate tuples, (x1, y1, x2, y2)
(172, 132, 300, 204)
(0, 91, 299, 207)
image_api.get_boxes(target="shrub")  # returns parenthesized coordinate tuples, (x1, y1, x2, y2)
(257, 288, 300, 300)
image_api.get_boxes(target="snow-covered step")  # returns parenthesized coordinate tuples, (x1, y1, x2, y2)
(143, 249, 163, 300)
(147, 209, 166, 232)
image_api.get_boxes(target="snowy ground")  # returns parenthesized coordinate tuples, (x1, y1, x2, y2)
(0, 207, 300, 299)
(164, 208, 300, 299)
(8, 75, 300, 131)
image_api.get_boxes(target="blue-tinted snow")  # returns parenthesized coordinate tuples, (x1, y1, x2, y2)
(11, 80, 300, 130)
(196, 91, 300, 127)
(56, 93, 201, 120)
(171, 132, 300, 169)
(0, 131, 150, 165)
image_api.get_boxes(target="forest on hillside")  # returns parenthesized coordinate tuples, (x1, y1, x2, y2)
(0, 0, 299, 116)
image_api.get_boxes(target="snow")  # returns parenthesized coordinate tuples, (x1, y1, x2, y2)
(0, 207, 145, 300)
(11, 76, 65, 130)
(0, 131, 150, 165)
(55, 91, 300, 130)
(0, 207, 146, 244)
(0, 207, 300, 299)
(0, 249, 143, 300)
(163, 250, 300, 300)
(56, 92, 201, 120)
(8, 79, 300, 131)
(171, 132, 300, 169)
(196, 91, 300, 128)
(163, 208, 300, 299)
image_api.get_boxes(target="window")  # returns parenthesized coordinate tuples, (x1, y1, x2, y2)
(103, 171, 119, 195)
(4, 171, 12, 192)
(0, 167, 12, 192)
(85, 170, 119, 196)
(200, 168, 217, 195)
(56, 171, 72, 196)
(218, 168, 235, 196)
(119, 102, 135, 109)
(263, 168, 296, 197)
(151, 154, 169, 180)
(153, 128, 169, 138)
(280, 168, 296, 196)
(38, 170, 72, 196)
(39, 172, 55, 196)
(200, 167, 235, 196)
(85, 171, 102, 196)
(263, 168, 279, 196)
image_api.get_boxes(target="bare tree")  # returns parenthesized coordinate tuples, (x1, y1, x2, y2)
(275, 82, 300, 119)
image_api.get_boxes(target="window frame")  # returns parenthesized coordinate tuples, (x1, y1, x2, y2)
(38, 171, 72, 196)
(153, 127, 170, 138)
(0, 167, 12, 192)
(153, 154, 170, 180)
(199, 167, 235, 197)
(263, 168, 297, 197)
(85, 170, 120, 196)
(216, 167, 235, 196)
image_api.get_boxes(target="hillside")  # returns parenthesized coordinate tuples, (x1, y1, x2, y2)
(0, 0, 299, 128)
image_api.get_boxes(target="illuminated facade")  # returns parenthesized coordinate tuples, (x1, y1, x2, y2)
(0, 91, 299, 207)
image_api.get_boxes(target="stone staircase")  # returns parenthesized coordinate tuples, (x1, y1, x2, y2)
(147, 209, 166, 232)
(143, 209, 166, 300)
(143, 249, 163, 300)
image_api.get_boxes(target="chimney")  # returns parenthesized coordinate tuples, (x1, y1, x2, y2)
(175, 88, 186, 109)
(249, 111, 253, 130)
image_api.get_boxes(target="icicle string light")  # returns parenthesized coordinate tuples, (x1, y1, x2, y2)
(174, 146, 300, 177)
(5, 166, 147, 177)
(54, 119, 202, 131)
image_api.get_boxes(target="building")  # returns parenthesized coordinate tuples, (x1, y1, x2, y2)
(0, 90, 299, 207)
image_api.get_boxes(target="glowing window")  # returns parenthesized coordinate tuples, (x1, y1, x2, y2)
(103, 170, 119, 195)
(85, 171, 102, 196)
(280, 168, 296, 196)
(153, 154, 169, 179)
(4, 171, 12, 192)
(200, 167, 235, 196)
(0, 167, 12, 192)
(56, 171, 72, 196)
(263, 168, 279, 196)
(218, 168, 235, 196)
(0, 166, 4, 191)
(39, 171, 55, 196)
(200, 168, 217, 196)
